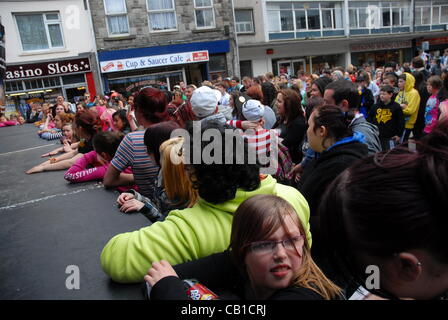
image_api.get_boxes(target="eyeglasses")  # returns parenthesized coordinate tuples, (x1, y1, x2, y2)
(246, 235, 304, 255)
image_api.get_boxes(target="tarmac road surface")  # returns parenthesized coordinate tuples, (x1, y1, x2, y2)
(0, 124, 149, 299)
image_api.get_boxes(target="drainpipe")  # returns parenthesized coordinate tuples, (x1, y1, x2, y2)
(344, 0, 351, 69)
(230, 0, 240, 77)
(86, 0, 104, 94)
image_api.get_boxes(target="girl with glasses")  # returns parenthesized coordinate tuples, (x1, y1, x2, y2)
(144, 194, 341, 300)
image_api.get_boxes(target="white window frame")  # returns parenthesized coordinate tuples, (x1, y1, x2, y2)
(235, 9, 255, 34)
(267, 2, 344, 36)
(416, 1, 448, 26)
(15, 12, 65, 52)
(104, 0, 130, 37)
(194, 0, 216, 29)
(146, 0, 177, 32)
(348, 1, 410, 31)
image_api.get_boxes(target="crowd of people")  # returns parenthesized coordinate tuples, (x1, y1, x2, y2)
(4, 53, 448, 300)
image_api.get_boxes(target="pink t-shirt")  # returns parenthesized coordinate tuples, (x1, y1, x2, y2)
(0, 120, 19, 128)
(64, 150, 137, 192)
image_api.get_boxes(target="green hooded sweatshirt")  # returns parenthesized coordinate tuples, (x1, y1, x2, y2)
(395, 72, 421, 129)
(101, 175, 311, 283)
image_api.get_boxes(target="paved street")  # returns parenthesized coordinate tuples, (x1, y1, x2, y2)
(0, 124, 148, 299)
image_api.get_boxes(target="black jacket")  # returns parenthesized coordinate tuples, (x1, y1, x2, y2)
(274, 116, 307, 164)
(367, 100, 405, 139)
(149, 251, 324, 300)
(360, 88, 374, 115)
(297, 141, 368, 262)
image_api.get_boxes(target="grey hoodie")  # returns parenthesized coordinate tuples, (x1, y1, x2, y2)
(350, 116, 382, 154)
(200, 112, 227, 126)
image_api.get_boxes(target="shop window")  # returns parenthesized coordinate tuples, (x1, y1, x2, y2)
(240, 61, 253, 78)
(194, 0, 215, 29)
(5, 81, 24, 92)
(43, 77, 61, 88)
(62, 74, 85, 85)
(15, 13, 64, 51)
(235, 10, 254, 34)
(24, 79, 43, 90)
(108, 71, 181, 93)
(104, 0, 129, 36)
(147, 0, 177, 32)
(209, 54, 227, 80)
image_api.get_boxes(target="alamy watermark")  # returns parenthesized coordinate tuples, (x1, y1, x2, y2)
(365, 265, 380, 290)
(65, 265, 80, 290)
(366, 5, 381, 30)
(169, 122, 280, 175)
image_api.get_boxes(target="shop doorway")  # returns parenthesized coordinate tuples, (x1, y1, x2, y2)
(64, 85, 86, 104)
(277, 59, 306, 77)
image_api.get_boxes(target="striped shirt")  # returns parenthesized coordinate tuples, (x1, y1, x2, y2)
(111, 130, 159, 199)
(243, 129, 279, 158)
(40, 129, 63, 141)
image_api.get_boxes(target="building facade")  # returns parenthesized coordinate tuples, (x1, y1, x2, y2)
(234, 0, 448, 77)
(90, 0, 238, 94)
(0, 0, 100, 114)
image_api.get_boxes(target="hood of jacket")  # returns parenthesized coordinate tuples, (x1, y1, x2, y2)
(403, 72, 416, 93)
(319, 139, 368, 162)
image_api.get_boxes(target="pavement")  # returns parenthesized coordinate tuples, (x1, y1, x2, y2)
(0, 124, 149, 299)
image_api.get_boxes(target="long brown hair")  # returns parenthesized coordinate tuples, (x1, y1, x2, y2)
(230, 194, 341, 300)
(160, 137, 198, 208)
(277, 89, 304, 126)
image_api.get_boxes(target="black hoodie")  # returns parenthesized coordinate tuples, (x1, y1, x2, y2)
(297, 141, 368, 264)
(368, 99, 405, 139)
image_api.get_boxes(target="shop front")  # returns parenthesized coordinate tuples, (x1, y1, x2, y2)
(4, 57, 95, 115)
(99, 40, 231, 94)
(416, 36, 448, 58)
(272, 53, 345, 76)
(350, 40, 413, 68)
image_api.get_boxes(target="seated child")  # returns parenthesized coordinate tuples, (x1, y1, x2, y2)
(41, 122, 78, 157)
(27, 110, 99, 174)
(64, 131, 135, 193)
(0, 113, 25, 127)
(116, 136, 198, 222)
(38, 113, 74, 141)
(112, 110, 131, 134)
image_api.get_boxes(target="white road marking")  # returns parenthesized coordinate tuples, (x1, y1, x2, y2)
(0, 183, 104, 211)
(0, 144, 57, 157)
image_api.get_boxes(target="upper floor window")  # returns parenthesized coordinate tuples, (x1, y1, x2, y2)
(267, 2, 343, 33)
(349, 1, 411, 29)
(235, 9, 254, 33)
(15, 13, 64, 51)
(104, 0, 129, 36)
(415, 1, 448, 25)
(147, 0, 177, 31)
(194, 0, 215, 29)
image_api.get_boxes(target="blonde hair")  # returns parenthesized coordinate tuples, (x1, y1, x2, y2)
(160, 137, 198, 208)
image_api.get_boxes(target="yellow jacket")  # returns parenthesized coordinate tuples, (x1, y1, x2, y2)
(395, 72, 421, 129)
(101, 175, 311, 283)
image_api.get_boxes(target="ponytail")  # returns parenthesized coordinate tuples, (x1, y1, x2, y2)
(75, 110, 101, 138)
